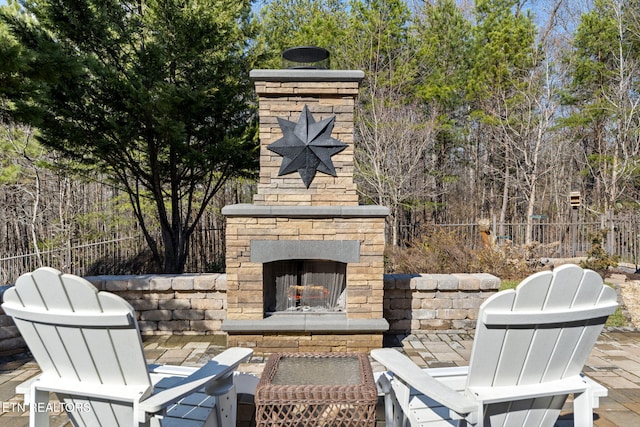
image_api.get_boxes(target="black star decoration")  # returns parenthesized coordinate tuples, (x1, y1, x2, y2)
(267, 105, 347, 188)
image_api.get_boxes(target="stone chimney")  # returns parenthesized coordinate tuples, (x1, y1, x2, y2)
(221, 69, 389, 354)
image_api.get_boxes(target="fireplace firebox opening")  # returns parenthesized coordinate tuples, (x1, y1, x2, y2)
(263, 259, 347, 315)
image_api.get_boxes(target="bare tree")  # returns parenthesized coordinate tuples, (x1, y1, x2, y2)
(500, 2, 569, 244)
(355, 92, 439, 245)
(0, 122, 44, 263)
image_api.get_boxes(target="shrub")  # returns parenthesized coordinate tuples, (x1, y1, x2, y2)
(580, 230, 618, 277)
(471, 241, 533, 279)
(385, 227, 533, 279)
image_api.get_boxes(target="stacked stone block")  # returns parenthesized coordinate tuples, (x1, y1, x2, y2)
(251, 70, 362, 206)
(224, 215, 386, 321)
(384, 273, 501, 332)
(1, 272, 500, 353)
(0, 306, 25, 355)
(228, 333, 382, 355)
(85, 273, 228, 336)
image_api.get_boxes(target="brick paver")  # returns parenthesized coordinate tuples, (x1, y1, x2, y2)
(1, 330, 639, 426)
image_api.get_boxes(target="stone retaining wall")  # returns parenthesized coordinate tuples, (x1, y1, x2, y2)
(84, 273, 228, 336)
(87, 272, 498, 335)
(384, 273, 501, 332)
(0, 272, 500, 351)
(0, 294, 25, 356)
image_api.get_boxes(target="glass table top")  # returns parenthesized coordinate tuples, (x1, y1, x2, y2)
(270, 356, 362, 386)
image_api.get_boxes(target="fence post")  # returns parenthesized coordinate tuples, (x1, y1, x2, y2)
(606, 210, 615, 256)
(571, 208, 578, 257)
(478, 219, 494, 249)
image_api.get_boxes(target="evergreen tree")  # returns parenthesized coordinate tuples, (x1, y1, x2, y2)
(415, 0, 471, 109)
(0, 0, 258, 273)
(467, 0, 538, 228)
(256, 0, 348, 68)
(414, 0, 473, 222)
(567, 0, 640, 213)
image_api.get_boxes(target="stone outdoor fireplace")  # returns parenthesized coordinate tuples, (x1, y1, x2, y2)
(221, 67, 389, 353)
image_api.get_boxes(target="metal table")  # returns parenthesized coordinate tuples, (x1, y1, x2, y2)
(255, 352, 377, 426)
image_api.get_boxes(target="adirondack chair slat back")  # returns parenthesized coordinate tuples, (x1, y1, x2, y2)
(466, 264, 617, 426)
(3, 267, 151, 390)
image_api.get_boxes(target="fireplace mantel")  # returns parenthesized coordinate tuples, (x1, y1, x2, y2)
(222, 314, 388, 334)
(221, 204, 389, 218)
(250, 240, 360, 264)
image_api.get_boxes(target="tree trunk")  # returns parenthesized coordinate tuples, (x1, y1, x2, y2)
(30, 169, 42, 267)
(391, 206, 399, 247)
(499, 163, 510, 237)
(161, 226, 191, 274)
(525, 182, 536, 245)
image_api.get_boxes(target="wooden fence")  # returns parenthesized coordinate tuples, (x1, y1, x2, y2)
(0, 228, 225, 285)
(1, 215, 638, 285)
(604, 213, 640, 267)
(402, 215, 640, 267)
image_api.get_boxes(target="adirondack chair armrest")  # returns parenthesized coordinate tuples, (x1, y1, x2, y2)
(28, 376, 149, 403)
(138, 347, 252, 415)
(371, 349, 477, 417)
(148, 364, 201, 377)
(466, 375, 595, 405)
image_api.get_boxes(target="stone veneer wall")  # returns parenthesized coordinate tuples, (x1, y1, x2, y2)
(251, 70, 362, 206)
(224, 212, 387, 321)
(93, 272, 498, 334)
(84, 273, 228, 336)
(384, 273, 501, 332)
(0, 273, 500, 352)
(0, 273, 500, 355)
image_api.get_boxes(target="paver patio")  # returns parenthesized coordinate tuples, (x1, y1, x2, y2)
(1, 329, 638, 426)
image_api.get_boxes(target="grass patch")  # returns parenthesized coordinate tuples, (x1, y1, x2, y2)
(500, 279, 520, 291)
(605, 281, 628, 327)
(606, 307, 627, 327)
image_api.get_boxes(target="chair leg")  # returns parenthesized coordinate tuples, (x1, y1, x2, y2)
(29, 387, 49, 427)
(214, 385, 237, 427)
(205, 375, 236, 427)
(382, 392, 397, 427)
(572, 390, 594, 427)
(377, 374, 403, 427)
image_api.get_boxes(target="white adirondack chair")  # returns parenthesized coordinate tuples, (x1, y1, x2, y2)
(1, 267, 253, 427)
(372, 264, 618, 427)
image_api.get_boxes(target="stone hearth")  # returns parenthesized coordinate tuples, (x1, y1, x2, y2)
(221, 70, 389, 353)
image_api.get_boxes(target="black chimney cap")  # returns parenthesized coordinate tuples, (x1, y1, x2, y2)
(282, 46, 330, 69)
